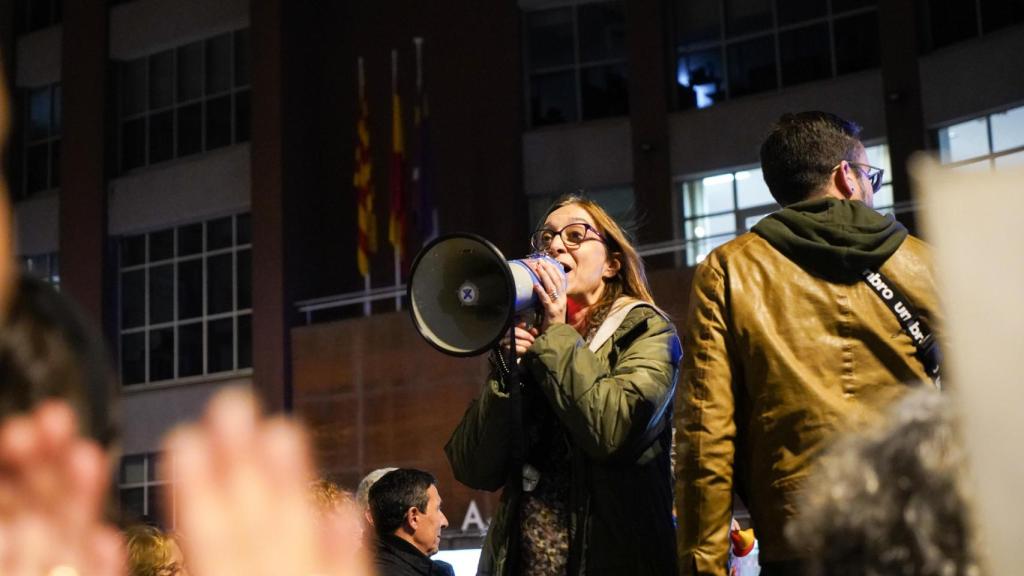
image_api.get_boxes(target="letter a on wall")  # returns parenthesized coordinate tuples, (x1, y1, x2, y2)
(461, 500, 488, 532)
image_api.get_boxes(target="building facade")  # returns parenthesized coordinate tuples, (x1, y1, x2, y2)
(5, 0, 1023, 546)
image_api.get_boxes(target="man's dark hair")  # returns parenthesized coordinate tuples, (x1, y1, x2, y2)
(368, 468, 437, 536)
(760, 111, 863, 206)
(0, 274, 119, 447)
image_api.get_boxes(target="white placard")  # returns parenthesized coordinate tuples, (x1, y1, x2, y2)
(912, 155, 1024, 574)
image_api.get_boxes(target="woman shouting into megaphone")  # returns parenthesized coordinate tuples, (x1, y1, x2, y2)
(446, 194, 681, 576)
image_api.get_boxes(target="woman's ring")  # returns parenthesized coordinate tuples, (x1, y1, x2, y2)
(549, 290, 559, 300)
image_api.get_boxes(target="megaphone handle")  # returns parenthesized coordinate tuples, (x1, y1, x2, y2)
(503, 324, 527, 477)
(488, 326, 524, 392)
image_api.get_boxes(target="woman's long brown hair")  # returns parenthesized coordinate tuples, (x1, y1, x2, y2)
(537, 194, 655, 337)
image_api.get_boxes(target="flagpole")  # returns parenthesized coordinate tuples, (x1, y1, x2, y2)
(391, 50, 402, 311)
(358, 57, 372, 317)
(414, 37, 423, 94)
(415, 38, 433, 244)
(413, 38, 438, 245)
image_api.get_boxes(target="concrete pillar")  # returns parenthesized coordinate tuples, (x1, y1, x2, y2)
(878, 2, 926, 233)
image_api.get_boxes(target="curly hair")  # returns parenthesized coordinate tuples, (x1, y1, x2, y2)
(788, 388, 982, 576)
(309, 477, 357, 518)
(125, 524, 182, 576)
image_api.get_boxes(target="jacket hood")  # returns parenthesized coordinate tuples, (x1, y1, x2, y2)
(752, 197, 907, 281)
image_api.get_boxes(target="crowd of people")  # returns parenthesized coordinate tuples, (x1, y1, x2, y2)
(0, 56, 982, 576)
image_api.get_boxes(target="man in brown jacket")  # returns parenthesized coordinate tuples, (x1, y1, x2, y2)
(676, 112, 941, 576)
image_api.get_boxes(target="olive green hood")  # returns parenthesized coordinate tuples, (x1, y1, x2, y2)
(752, 197, 907, 281)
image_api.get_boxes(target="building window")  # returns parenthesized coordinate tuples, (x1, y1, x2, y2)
(119, 213, 252, 387)
(672, 0, 880, 110)
(119, 452, 174, 528)
(525, 1, 629, 127)
(920, 0, 1024, 52)
(935, 104, 1024, 171)
(19, 83, 61, 199)
(117, 28, 251, 174)
(21, 252, 60, 288)
(678, 143, 893, 265)
(15, 0, 62, 34)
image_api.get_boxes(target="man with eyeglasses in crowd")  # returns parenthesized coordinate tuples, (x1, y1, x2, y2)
(675, 111, 942, 576)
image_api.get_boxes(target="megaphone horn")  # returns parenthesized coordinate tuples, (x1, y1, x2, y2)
(407, 233, 567, 357)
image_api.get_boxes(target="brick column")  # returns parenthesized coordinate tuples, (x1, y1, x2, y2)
(250, 0, 291, 411)
(59, 0, 108, 325)
(625, 0, 673, 264)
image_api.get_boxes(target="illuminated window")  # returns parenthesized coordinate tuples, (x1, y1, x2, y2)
(937, 104, 1024, 170)
(672, 0, 880, 110)
(936, 104, 1024, 171)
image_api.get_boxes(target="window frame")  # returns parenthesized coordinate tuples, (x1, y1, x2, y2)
(118, 452, 175, 529)
(670, 0, 879, 110)
(116, 28, 251, 174)
(20, 83, 62, 199)
(933, 102, 1024, 171)
(16, 0, 62, 35)
(524, 0, 629, 127)
(118, 214, 252, 389)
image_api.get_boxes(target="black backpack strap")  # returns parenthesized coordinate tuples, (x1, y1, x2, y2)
(861, 269, 942, 388)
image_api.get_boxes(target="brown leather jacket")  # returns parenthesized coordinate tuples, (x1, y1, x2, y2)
(675, 200, 941, 575)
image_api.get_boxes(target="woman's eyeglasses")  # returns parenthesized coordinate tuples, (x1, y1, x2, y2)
(530, 222, 605, 252)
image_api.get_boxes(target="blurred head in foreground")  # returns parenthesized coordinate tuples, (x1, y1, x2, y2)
(789, 388, 982, 576)
(0, 274, 119, 448)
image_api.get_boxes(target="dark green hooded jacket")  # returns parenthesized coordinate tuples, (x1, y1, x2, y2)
(446, 302, 681, 576)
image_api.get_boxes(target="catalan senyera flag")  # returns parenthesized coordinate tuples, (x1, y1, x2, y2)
(355, 64, 377, 278)
(388, 57, 406, 259)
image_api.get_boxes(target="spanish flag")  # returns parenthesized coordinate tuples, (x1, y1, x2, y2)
(354, 58, 377, 278)
(388, 50, 406, 260)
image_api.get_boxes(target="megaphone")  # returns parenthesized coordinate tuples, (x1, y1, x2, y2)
(408, 233, 567, 356)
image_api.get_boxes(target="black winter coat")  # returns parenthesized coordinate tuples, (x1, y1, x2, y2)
(374, 534, 455, 576)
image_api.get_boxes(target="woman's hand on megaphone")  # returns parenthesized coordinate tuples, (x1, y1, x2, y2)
(529, 259, 567, 332)
(501, 320, 539, 357)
